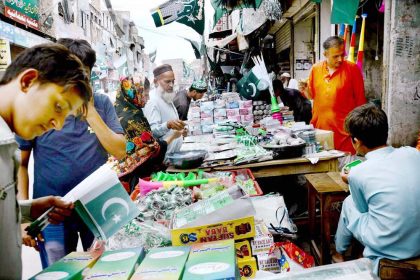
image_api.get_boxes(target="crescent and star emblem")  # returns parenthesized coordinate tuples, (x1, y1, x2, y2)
(101, 197, 130, 224)
(248, 83, 257, 97)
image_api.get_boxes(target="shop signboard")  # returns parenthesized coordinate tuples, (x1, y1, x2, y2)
(5, 0, 40, 30)
(0, 39, 12, 71)
(0, 20, 49, 48)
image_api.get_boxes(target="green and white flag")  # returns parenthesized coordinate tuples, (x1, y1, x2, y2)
(64, 165, 140, 240)
(237, 70, 269, 100)
(211, 0, 263, 27)
(151, 0, 205, 35)
(331, 0, 359, 25)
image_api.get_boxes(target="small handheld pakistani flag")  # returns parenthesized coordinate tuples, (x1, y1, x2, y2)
(237, 68, 269, 100)
(64, 165, 140, 240)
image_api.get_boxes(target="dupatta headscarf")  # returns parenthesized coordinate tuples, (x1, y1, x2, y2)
(113, 77, 160, 177)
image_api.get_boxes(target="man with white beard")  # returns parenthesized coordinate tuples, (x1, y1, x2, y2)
(144, 64, 185, 157)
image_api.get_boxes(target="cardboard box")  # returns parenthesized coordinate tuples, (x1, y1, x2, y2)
(235, 240, 252, 259)
(239, 108, 253, 116)
(131, 246, 190, 280)
(183, 240, 237, 280)
(257, 253, 281, 273)
(227, 115, 241, 122)
(239, 100, 253, 109)
(200, 117, 214, 125)
(238, 257, 257, 279)
(171, 216, 255, 246)
(214, 108, 227, 117)
(226, 108, 240, 117)
(241, 115, 254, 122)
(30, 252, 99, 280)
(250, 222, 274, 255)
(315, 128, 334, 150)
(85, 247, 145, 280)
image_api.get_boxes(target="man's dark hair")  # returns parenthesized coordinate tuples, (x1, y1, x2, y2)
(57, 38, 96, 71)
(144, 77, 150, 90)
(323, 36, 344, 50)
(0, 43, 92, 114)
(345, 103, 388, 149)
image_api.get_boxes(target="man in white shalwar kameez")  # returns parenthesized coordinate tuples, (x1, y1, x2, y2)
(144, 64, 185, 157)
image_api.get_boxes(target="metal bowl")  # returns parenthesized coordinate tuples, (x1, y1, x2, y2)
(166, 150, 208, 169)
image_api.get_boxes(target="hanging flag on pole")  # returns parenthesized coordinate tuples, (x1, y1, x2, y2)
(356, 14, 367, 74)
(348, 17, 358, 63)
(151, 0, 205, 35)
(330, 0, 359, 25)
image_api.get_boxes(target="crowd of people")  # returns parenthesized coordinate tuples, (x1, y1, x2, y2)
(0, 36, 419, 279)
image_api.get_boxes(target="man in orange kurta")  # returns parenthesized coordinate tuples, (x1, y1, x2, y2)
(309, 36, 366, 154)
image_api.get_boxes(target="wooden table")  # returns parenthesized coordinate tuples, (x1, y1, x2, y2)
(167, 155, 340, 179)
(305, 172, 349, 265)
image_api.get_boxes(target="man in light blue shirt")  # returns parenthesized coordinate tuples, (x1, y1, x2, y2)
(333, 104, 420, 273)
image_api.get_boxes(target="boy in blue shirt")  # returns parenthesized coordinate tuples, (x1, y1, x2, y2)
(16, 39, 126, 268)
(0, 43, 92, 280)
(333, 104, 420, 273)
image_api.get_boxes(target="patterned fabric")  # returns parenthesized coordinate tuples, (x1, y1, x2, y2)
(114, 78, 161, 177)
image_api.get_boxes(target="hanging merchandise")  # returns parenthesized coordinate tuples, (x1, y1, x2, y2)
(212, 0, 263, 27)
(330, 0, 359, 25)
(151, 0, 205, 35)
(356, 14, 367, 74)
(261, 0, 282, 21)
(251, 54, 281, 121)
(348, 16, 358, 63)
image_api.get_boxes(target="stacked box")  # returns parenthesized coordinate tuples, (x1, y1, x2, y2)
(200, 101, 215, 134)
(250, 222, 274, 255)
(171, 216, 255, 246)
(183, 240, 237, 280)
(236, 240, 257, 279)
(256, 254, 281, 273)
(238, 257, 257, 279)
(132, 246, 190, 280)
(30, 252, 99, 280)
(85, 247, 145, 280)
(239, 108, 253, 116)
(239, 100, 253, 109)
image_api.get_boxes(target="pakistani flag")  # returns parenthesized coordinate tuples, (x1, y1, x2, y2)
(237, 70, 269, 100)
(64, 165, 140, 240)
(211, 0, 263, 27)
(151, 0, 205, 35)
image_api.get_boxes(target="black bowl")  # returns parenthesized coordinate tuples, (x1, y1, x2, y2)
(261, 143, 306, 159)
(166, 150, 208, 169)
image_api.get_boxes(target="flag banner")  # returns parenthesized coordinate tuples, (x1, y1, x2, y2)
(331, 0, 359, 25)
(151, 0, 205, 35)
(64, 165, 140, 240)
(212, 0, 263, 27)
(237, 71, 268, 100)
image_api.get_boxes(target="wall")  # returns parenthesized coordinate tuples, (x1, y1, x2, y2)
(383, 0, 420, 147)
(317, 0, 333, 62)
(293, 17, 313, 80)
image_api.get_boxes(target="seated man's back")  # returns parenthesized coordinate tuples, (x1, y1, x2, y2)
(348, 146, 420, 261)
